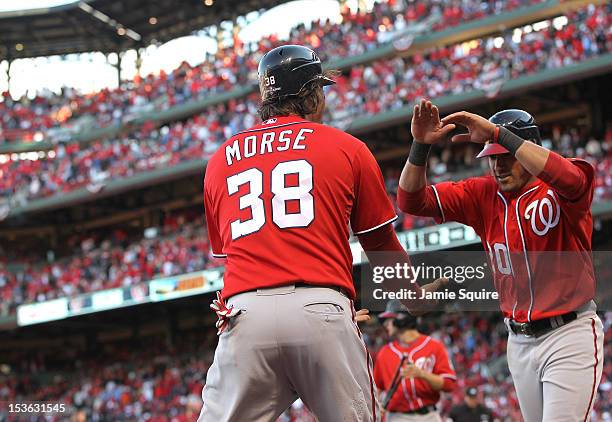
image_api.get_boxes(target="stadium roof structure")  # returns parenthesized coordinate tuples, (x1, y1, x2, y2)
(0, 0, 291, 60)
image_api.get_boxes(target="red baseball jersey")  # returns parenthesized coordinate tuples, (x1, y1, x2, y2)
(204, 115, 397, 299)
(374, 335, 457, 412)
(430, 159, 595, 322)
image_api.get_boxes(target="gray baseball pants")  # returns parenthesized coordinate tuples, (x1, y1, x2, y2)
(198, 284, 380, 422)
(506, 302, 604, 422)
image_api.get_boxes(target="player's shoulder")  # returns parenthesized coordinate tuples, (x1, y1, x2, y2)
(464, 175, 497, 189)
(567, 157, 595, 178)
(422, 335, 447, 351)
(376, 342, 395, 357)
(433, 175, 497, 199)
(462, 175, 498, 198)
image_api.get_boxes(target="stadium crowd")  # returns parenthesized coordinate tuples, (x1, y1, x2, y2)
(1, 311, 610, 421)
(0, 122, 612, 315)
(1, 3, 610, 206)
(0, 0, 545, 145)
(0, 1, 609, 421)
(1, 124, 611, 317)
(0, 211, 223, 317)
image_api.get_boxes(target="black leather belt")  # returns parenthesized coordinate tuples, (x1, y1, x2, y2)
(508, 311, 577, 337)
(397, 405, 436, 415)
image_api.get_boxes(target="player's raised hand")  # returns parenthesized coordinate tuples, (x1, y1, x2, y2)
(411, 98, 456, 144)
(355, 308, 371, 323)
(441, 111, 496, 144)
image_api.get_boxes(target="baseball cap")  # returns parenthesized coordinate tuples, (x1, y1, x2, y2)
(378, 299, 408, 319)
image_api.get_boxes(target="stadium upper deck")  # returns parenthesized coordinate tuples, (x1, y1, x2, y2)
(0, 0, 590, 150)
(0, 2, 609, 218)
(0, 0, 295, 60)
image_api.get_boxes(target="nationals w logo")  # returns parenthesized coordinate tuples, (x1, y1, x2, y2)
(524, 189, 560, 236)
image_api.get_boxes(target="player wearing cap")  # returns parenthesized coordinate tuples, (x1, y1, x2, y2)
(374, 300, 457, 421)
(448, 387, 494, 422)
(199, 47, 444, 422)
(396, 100, 604, 421)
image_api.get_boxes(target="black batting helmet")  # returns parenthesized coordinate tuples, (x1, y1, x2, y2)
(257, 44, 335, 102)
(477, 109, 541, 158)
(378, 299, 418, 330)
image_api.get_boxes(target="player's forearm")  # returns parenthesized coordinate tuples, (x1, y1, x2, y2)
(513, 140, 549, 177)
(397, 143, 442, 218)
(420, 372, 445, 391)
(399, 142, 430, 193)
(359, 225, 426, 313)
(508, 135, 588, 200)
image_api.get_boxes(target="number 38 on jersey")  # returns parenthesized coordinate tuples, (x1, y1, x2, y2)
(226, 159, 314, 239)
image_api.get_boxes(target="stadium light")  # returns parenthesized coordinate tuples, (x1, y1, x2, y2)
(552, 16, 568, 30)
(78, 1, 142, 41)
(532, 20, 550, 32)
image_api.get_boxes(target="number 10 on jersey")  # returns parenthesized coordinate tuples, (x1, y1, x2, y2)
(226, 159, 314, 239)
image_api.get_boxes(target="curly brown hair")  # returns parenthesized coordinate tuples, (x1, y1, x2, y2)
(257, 70, 339, 121)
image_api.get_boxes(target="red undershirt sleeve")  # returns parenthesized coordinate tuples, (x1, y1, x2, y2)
(357, 223, 427, 313)
(537, 152, 593, 201)
(396, 186, 442, 220)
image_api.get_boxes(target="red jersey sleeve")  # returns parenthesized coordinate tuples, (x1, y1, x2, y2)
(555, 159, 595, 214)
(204, 177, 226, 258)
(432, 341, 456, 379)
(432, 341, 457, 392)
(351, 143, 397, 234)
(429, 177, 490, 234)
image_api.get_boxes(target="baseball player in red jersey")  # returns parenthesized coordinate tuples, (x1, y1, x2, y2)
(199, 46, 444, 422)
(396, 99, 604, 422)
(374, 300, 456, 421)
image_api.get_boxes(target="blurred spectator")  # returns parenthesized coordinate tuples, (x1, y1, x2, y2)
(1, 4, 609, 205)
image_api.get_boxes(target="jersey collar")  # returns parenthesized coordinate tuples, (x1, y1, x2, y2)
(259, 115, 309, 126)
(393, 334, 424, 351)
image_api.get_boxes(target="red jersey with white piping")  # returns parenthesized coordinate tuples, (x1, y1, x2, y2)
(374, 335, 456, 411)
(204, 115, 397, 299)
(398, 159, 595, 322)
